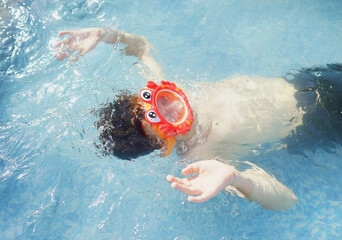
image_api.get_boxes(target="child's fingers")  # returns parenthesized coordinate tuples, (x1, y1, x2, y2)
(166, 175, 180, 183)
(188, 194, 211, 203)
(58, 30, 74, 36)
(166, 175, 192, 185)
(171, 182, 201, 196)
(54, 39, 68, 47)
(182, 162, 201, 176)
(69, 51, 81, 62)
(55, 52, 70, 61)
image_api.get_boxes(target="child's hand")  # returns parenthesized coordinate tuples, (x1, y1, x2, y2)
(54, 28, 102, 64)
(166, 160, 237, 203)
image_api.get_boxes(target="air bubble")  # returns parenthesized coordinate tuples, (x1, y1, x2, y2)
(252, 149, 260, 155)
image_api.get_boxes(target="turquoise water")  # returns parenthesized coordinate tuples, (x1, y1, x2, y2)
(1, 0, 342, 239)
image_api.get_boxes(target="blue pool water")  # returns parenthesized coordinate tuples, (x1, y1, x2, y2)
(1, 0, 342, 239)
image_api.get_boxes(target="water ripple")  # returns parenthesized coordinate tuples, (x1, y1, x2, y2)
(1, 0, 342, 239)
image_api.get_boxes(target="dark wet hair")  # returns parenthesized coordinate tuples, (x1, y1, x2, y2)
(96, 92, 162, 160)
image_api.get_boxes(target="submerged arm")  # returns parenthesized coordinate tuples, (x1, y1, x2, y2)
(167, 160, 297, 211)
(54, 27, 164, 79)
(232, 161, 298, 211)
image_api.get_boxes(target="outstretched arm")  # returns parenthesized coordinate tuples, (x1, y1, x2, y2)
(166, 160, 297, 211)
(54, 27, 164, 79)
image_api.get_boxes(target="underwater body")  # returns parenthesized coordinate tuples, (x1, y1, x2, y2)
(1, 0, 342, 239)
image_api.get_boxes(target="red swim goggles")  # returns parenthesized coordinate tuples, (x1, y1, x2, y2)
(139, 81, 193, 156)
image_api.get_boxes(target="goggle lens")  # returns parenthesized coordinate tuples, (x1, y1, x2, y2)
(155, 90, 187, 124)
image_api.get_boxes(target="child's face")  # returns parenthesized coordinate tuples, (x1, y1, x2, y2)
(134, 97, 178, 157)
(140, 118, 160, 139)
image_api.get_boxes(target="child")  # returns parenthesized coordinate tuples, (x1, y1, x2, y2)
(55, 28, 342, 211)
